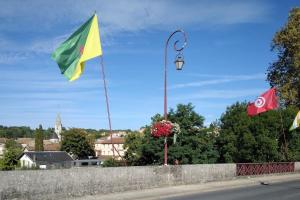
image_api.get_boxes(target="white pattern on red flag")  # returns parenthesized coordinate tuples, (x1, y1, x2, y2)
(247, 88, 278, 116)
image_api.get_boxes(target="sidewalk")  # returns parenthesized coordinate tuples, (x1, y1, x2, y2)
(71, 173, 300, 200)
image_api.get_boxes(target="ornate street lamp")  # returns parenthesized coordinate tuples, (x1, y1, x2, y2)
(163, 29, 187, 165)
(175, 53, 185, 70)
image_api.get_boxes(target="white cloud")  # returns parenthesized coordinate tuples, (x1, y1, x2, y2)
(0, 52, 31, 64)
(0, 0, 271, 34)
(169, 73, 266, 89)
(29, 34, 69, 54)
(0, 1, 271, 59)
(173, 88, 266, 100)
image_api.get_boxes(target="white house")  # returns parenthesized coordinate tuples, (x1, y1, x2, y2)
(19, 151, 73, 169)
(0, 143, 4, 157)
(0, 138, 7, 158)
(94, 137, 125, 160)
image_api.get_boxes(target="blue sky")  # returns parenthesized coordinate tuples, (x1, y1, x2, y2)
(0, 0, 299, 130)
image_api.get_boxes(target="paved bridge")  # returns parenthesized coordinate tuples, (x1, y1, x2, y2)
(0, 162, 299, 200)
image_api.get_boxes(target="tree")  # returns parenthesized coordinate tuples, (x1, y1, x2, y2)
(0, 139, 22, 170)
(102, 157, 123, 167)
(43, 128, 55, 139)
(267, 8, 300, 106)
(0, 126, 34, 138)
(60, 129, 95, 159)
(124, 131, 143, 165)
(86, 133, 96, 149)
(35, 125, 44, 151)
(124, 103, 219, 165)
(281, 106, 300, 161)
(216, 102, 300, 163)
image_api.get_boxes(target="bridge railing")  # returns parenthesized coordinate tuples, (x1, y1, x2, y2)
(236, 162, 295, 176)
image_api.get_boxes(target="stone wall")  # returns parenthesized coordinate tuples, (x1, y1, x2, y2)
(0, 164, 235, 200)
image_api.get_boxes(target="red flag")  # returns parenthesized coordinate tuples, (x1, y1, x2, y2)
(247, 88, 278, 116)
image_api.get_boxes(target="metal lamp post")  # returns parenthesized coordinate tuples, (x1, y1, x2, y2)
(163, 29, 187, 165)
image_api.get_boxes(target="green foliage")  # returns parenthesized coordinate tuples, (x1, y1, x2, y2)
(34, 125, 44, 151)
(267, 7, 300, 106)
(0, 139, 22, 170)
(43, 128, 55, 139)
(4, 139, 22, 149)
(86, 133, 96, 148)
(124, 103, 219, 165)
(0, 125, 129, 140)
(84, 129, 110, 139)
(124, 131, 143, 165)
(0, 125, 34, 138)
(216, 102, 300, 163)
(288, 131, 300, 161)
(101, 158, 123, 167)
(281, 106, 300, 161)
(60, 128, 95, 159)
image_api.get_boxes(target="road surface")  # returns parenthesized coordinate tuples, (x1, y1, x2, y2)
(163, 179, 300, 200)
(74, 174, 300, 200)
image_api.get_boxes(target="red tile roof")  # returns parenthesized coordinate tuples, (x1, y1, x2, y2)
(44, 143, 60, 151)
(16, 138, 34, 145)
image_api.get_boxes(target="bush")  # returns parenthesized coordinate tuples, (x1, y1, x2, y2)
(102, 158, 124, 167)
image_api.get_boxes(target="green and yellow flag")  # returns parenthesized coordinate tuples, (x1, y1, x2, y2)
(289, 110, 300, 131)
(52, 14, 102, 81)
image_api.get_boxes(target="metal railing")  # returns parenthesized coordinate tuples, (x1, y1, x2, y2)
(236, 162, 295, 176)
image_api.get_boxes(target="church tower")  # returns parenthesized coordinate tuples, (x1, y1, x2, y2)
(55, 114, 62, 142)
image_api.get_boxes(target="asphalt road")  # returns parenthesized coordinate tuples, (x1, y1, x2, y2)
(163, 179, 300, 200)
(74, 174, 300, 200)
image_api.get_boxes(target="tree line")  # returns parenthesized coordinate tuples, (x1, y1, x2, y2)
(0, 125, 129, 140)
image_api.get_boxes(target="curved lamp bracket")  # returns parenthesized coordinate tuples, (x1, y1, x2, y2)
(168, 30, 187, 52)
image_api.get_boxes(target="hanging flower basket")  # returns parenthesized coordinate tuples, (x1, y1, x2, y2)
(151, 120, 180, 138)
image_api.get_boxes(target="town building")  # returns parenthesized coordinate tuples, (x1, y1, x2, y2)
(22, 145, 34, 152)
(54, 114, 62, 142)
(49, 131, 60, 143)
(94, 136, 125, 160)
(1, 115, 62, 158)
(43, 142, 60, 151)
(19, 151, 73, 169)
(17, 138, 35, 151)
(0, 138, 7, 158)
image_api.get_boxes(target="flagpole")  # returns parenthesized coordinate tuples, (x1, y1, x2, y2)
(275, 89, 289, 161)
(99, 56, 116, 158)
(93, 11, 115, 158)
(99, 56, 124, 161)
(279, 109, 289, 160)
(97, 16, 123, 162)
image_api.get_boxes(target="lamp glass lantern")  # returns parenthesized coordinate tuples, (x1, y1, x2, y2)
(175, 53, 184, 70)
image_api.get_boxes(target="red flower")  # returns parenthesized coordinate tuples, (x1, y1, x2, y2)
(151, 121, 173, 137)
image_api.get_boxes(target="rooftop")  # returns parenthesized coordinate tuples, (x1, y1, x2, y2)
(21, 151, 73, 164)
(44, 143, 60, 151)
(95, 137, 125, 144)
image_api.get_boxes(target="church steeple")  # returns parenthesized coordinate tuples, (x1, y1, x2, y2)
(55, 114, 62, 142)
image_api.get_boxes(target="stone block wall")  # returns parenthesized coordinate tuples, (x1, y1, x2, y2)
(0, 164, 235, 200)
